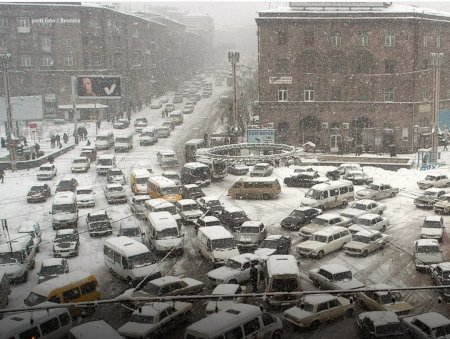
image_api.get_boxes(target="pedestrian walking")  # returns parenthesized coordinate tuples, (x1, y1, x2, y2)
(96, 120, 101, 130)
(250, 264, 259, 292)
(274, 158, 280, 167)
(444, 139, 448, 151)
(77, 127, 83, 141)
(48, 155, 54, 164)
(0, 168, 4, 183)
(63, 133, 68, 144)
(86, 139, 91, 146)
(50, 135, 55, 148)
(55, 134, 61, 147)
(22, 136, 28, 146)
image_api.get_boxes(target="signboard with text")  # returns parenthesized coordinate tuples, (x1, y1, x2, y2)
(247, 128, 276, 144)
(76, 76, 121, 99)
(269, 76, 292, 85)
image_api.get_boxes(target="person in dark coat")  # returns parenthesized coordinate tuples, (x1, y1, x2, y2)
(48, 155, 54, 164)
(55, 134, 61, 147)
(0, 168, 4, 183)
(50, 135, 55, 148)
(250, 264, 259, 292)
(444, 139, 448, 151)
(63, 133, 68, 144)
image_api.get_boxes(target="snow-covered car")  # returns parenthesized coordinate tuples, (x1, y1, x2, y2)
(55, 178, 78, 193)
(343, 171, 373, 185)
(175, 199, 202, 223)
(340, 199, 386, 219)
(117, 301, 193, 338)
(132, 276, 204, 298)
(0, 233, 35, 283)
(27, 184, 51, 203)
(219, 207, 250, 232)
(296, 226, 352, 259)
(157, 149, 178, 168)
(181, 184, 205, 200)
(227, 162, 249, 175)
(430, 262, 450, 302)
(417, 174, 450, 190)
(308, 264, 365, 291)
(283, 294, 354, 329)
(134, 117, 148, 130)
(281, 207, 322, 231)
(348, 213, 389, 234)
(130, 195, 150, 218)
(53, 229, 79, 257)
(164, 103, 175, 113)
(414, 188, 447, 209)
(161, 120, 174, 132)
(80, 146, 97, 162)
(420, 216, 445, 242)
(107, 168, 126, 184)
(87, 211, 113, 236)
(293, 167, 316, 174)
(402, 312, 450, 339)
(104, 183, 127, 204)
(357, 312, 406, 338)
(254, 235, 291, 259)
(196, 196, 224, 216)
(37, 258, 69, 284)
(118, 223, 144, 244)
(194, 216, 222, 233)
(207, 253, 261, 286)
(326, 164, 361, 179)
(140, 127, 158, 146)
(150, 100, 162, 109)
(70, 157, 90, 173)
(356, 284, 414, 316)
(173, 95, 183, 103)
(413, 239, 443, 271)
(235, 221, 267, 252)
(355, 183, 399, 200)
(157, 126, 171, 138)
(182, 105, 194, 114)
(17, 222, 41, 253)
(343, 230, 388, 257)
(205, 284, 246, 315)
(160, 95, 169, 103)
(37, 163, 57, 180)
(162, 171, 181, 185)
(113, 118, 130, 129)
(283, 172, 328, 188)
(298, 213, 351, 239)
(75, 185, 95, 208)
(433, 194, 450, 214)
(250, 162, 273, 177)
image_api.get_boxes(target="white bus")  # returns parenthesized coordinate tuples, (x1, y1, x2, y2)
(301, 180, 354, 210)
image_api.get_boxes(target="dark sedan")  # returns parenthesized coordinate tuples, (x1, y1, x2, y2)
(227, 162, 249, 176)
(55, 178, 78, 193)
(281, 207, 322, 230)
(27, 184, 51, 202)
(283, 173, 328, 188)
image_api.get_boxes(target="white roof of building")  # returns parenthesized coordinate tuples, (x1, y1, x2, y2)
(266, 255, 299, 276)
(199, 226, 233, 240)
(318, 264, 350, 275)
(32, 271, 94, 296)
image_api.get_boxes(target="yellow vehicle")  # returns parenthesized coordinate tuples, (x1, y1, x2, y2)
(24, 271, 100, 315)
(147, 176, 182, 203)
(130, 168, 152, 194)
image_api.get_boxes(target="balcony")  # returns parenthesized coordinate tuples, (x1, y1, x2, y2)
(17, 26, 31, 34)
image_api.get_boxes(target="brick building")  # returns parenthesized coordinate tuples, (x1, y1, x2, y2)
(0, 2, 212, 119)
(256, 2, 450, 153)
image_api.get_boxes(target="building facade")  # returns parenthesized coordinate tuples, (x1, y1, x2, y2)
(256, 2, 450, 152)
(0, 3, 212, 119)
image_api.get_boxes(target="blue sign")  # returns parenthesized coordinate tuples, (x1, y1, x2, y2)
(246, 129, 275, 144)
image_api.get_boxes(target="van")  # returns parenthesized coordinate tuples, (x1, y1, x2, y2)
(96, 154, 116, 175)
(157, 150, 179, 168)
(169, 110, 184, 125)
(147, 212, 184, 255)
(264, 255, 302, 306)
(0, 233, 36, 283)
(114, 134, 133, 152)
(301, 180, 354, 210)
(181, 162, 211, 187)
(184, 303, 283, 339)
(0, 272, 10, 308)
(69, 320, 123, 339)
(95, 131, 114, 150)
(157, 126, 171, 138)
(80, 146, 97, 162)
(50, 192, 78, 230)
(184, 139, 206, 162)
(228, 177, 281, 200)
(195, 226, 240, 267)
(103, 237, 161, 286)
(140, 127, 158, 146)
(24, 271, 100, 315)
(130, 168, 152, 194)
(0, 304, 72, 339)
(145, 198, 182, 228)
(147, 176, 182, 202)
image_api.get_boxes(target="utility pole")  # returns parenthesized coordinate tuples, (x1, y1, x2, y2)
(71, 76, 78, 143)
(431, 53, 444, 164)
(1, 53, 17, 172)
(228, 51, 240, 143)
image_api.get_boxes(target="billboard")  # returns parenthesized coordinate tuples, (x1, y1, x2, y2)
(76, 76, 121, 99)
(0, 96, 44, 121)
(247, 128, 276, 144)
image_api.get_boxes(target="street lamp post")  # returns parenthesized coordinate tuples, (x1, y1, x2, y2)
(431, 52, 444, 164)
(228, 51, 240, 142)
(1, 53, 17, 171)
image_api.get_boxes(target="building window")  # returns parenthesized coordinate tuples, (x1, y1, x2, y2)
(331, 31, 341, 47)
(385, 31, 395, 46)
(358, 32, 369, 46)
(62, 39, 72, 47)
(384, 88, 394, 102)
(41, 37, 51, 52)
(423, 36, 432, 47)
(42, 57, 53, 67)
(304, 30, 314, 46)
(330, 87, 341, 101)
(20, 55, 31, 66)
(0, 17, 8, 28)
(385, 60, 396, 74)
(277, 31, 287, 45)
(0, 39, 6, 51)
(17, 17, 30, 28)
(304, 86, 314, 101)
(276, 58, 288, 74)
(278, 87, 288, 102)
(437, 35, 442, 48)
(64, 56, 73, 66)
(422, 89, 429, 101)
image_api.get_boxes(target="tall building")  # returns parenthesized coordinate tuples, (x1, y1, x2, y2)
(256, 2, 450, 152)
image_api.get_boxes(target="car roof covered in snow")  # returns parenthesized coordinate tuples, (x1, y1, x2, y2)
(73, 156, 89, 161)
(105, 183, 123, 189)
(424, 215, 443, 222)
(32, 271, 95, 296)
(353, 199, 377, 205)
(318, 264, 350, 275)
(89, 210, 108, 217)
(132, 195, 150, 201)
(132, 302, 172, 316)
(199, 226, 233, 240)
(105, 237, 150, 257)
(212, 284, 241, 295)
(304, 294, 336, 305)
(184, 184, 200, 189)
(254, 162, 270, 167)
(266, 255, 299, 276)
(356, 213, 382, 221)
(200, 216, 220, 222)
(149, 176, 177, 187)
(311, 180, 353, 190)
(177, 199, 198, 206)
(147, 212, 178, 230)
(237, 177, 278, 183)
(241, 221, 263, 228)
(56, 229, 77, 236)
(424, 188, 446, 193)
(53, 191, 76, 202)
(149, 275, 182, 286)
(229, 253, 260, 265)
(40, 164, 54, 169)
(70, 320, 122, 339)
(0, 234, 32, 252)
(415, 239, 440, 246)
(316, 213, 341, 221)
(365, 284, 398, 296)
(41, 258, 65, 267)
(435, 262, 450, 271)
(408, 312, 450, 328)
(224, 206, 245, 213)
(145, 198, 174, 209)
(98, 154, 115, 159)
(354, 230, 381, 237)
(77, 185, 93, 191)
(314, 225, 347, 236)
(359, 311, 399, 326)
(264, 235, 287, 241)
(158, 149, 176, 155)
(184, 162, 209, 169)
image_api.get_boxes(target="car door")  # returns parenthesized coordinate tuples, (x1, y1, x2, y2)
(330, 234, 340, 252)
(328, 298, 343, 319)
(238, 262, 251, 282)
(316, 301, 330, 322)
(319, 269, 333, 289)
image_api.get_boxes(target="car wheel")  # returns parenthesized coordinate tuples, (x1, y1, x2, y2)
(390, 192, 396, 198)
(340, 201, 348, 209)
(316, 251, 324, 260)
(362, 250, 369, 257)
(271, 330, 282, 339)
(22, 270, 28, 283)
(381, 226, 386, 232)
(263, 194, 270, 200)
(183, 310, 192, 322)
(312, 279, 320, 288)
(310, 320, 320, 330)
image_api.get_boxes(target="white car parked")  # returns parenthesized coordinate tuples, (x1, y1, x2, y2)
(207, 253, 261, 286)
(340, 199, 386, 219)
(413, 239, 443, 271)
(296, 226, 351, 259)
(250, 162, 273, 177)
(402, 312, 450, 339)
(417, 174, 450, 190)
(348, 213, 389, 234)
(70, 156, 90, 173)
(420, 216, 445, 242)
(308, 264, 365, 290)
(75, 185, 95, 208)
(343, 230, 388, 257)
(104, 183, 127, 204)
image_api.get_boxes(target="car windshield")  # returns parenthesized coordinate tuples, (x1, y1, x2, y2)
(0, 251, 23, 264)
(56, 234, 77, 242)
(417, 245, 440, 253)
(212, 238, 235, 250)
(122, 228, 140, 237)
(424, 191, 439, 196)
(24, 292, 47, 306)
(206, 200, 221, 207)
(53, 204, 76, 213)
(378, 291, 403, 304)
(116, 138, 129, 143)
(128, 252, 156, 268)
(108, 186, 123, 192)
(226, 260, 242, 270)
(443, 271, 450, 279)
(89, 214, 108, 222)
(164, 174, 179, 181)
(333, 271, 352, 281)
(73, 159, 87, 164)
(290, 210, 306, 218)
(98, 159, 112, 166)
(259, 240, 277, 249)
(424, 221, 443, 228)
(305, 189, 322, 199)
(40, 264, 65, 275)
(40, 167, 52, 171)
(77, 189, 92, 195)
(161, 186, 180, 195)
(351, 203, 368, 210)
(272, 278, 298, 292)
(231, 212, 246, 218)
(353, 235, 371, 243)
(141, 283, 160, 296)
(302, 302, 315, 312)
(181, 203, 198, 211)
(355, 218, 373, 226)
(367, 184, 380, 190)
(156, 227, 179, 239)
(376, 324, 402, 335)
(311, 235, 328, 243)
(30, 186, 44, 192)
(254, 165, 266, 171)
(312, 218, 328, 226)
(240, 226, 259, 234)
(130, 314, 154, 324)
(425, 175, 437, 181)
(134, 177, 147, 185)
